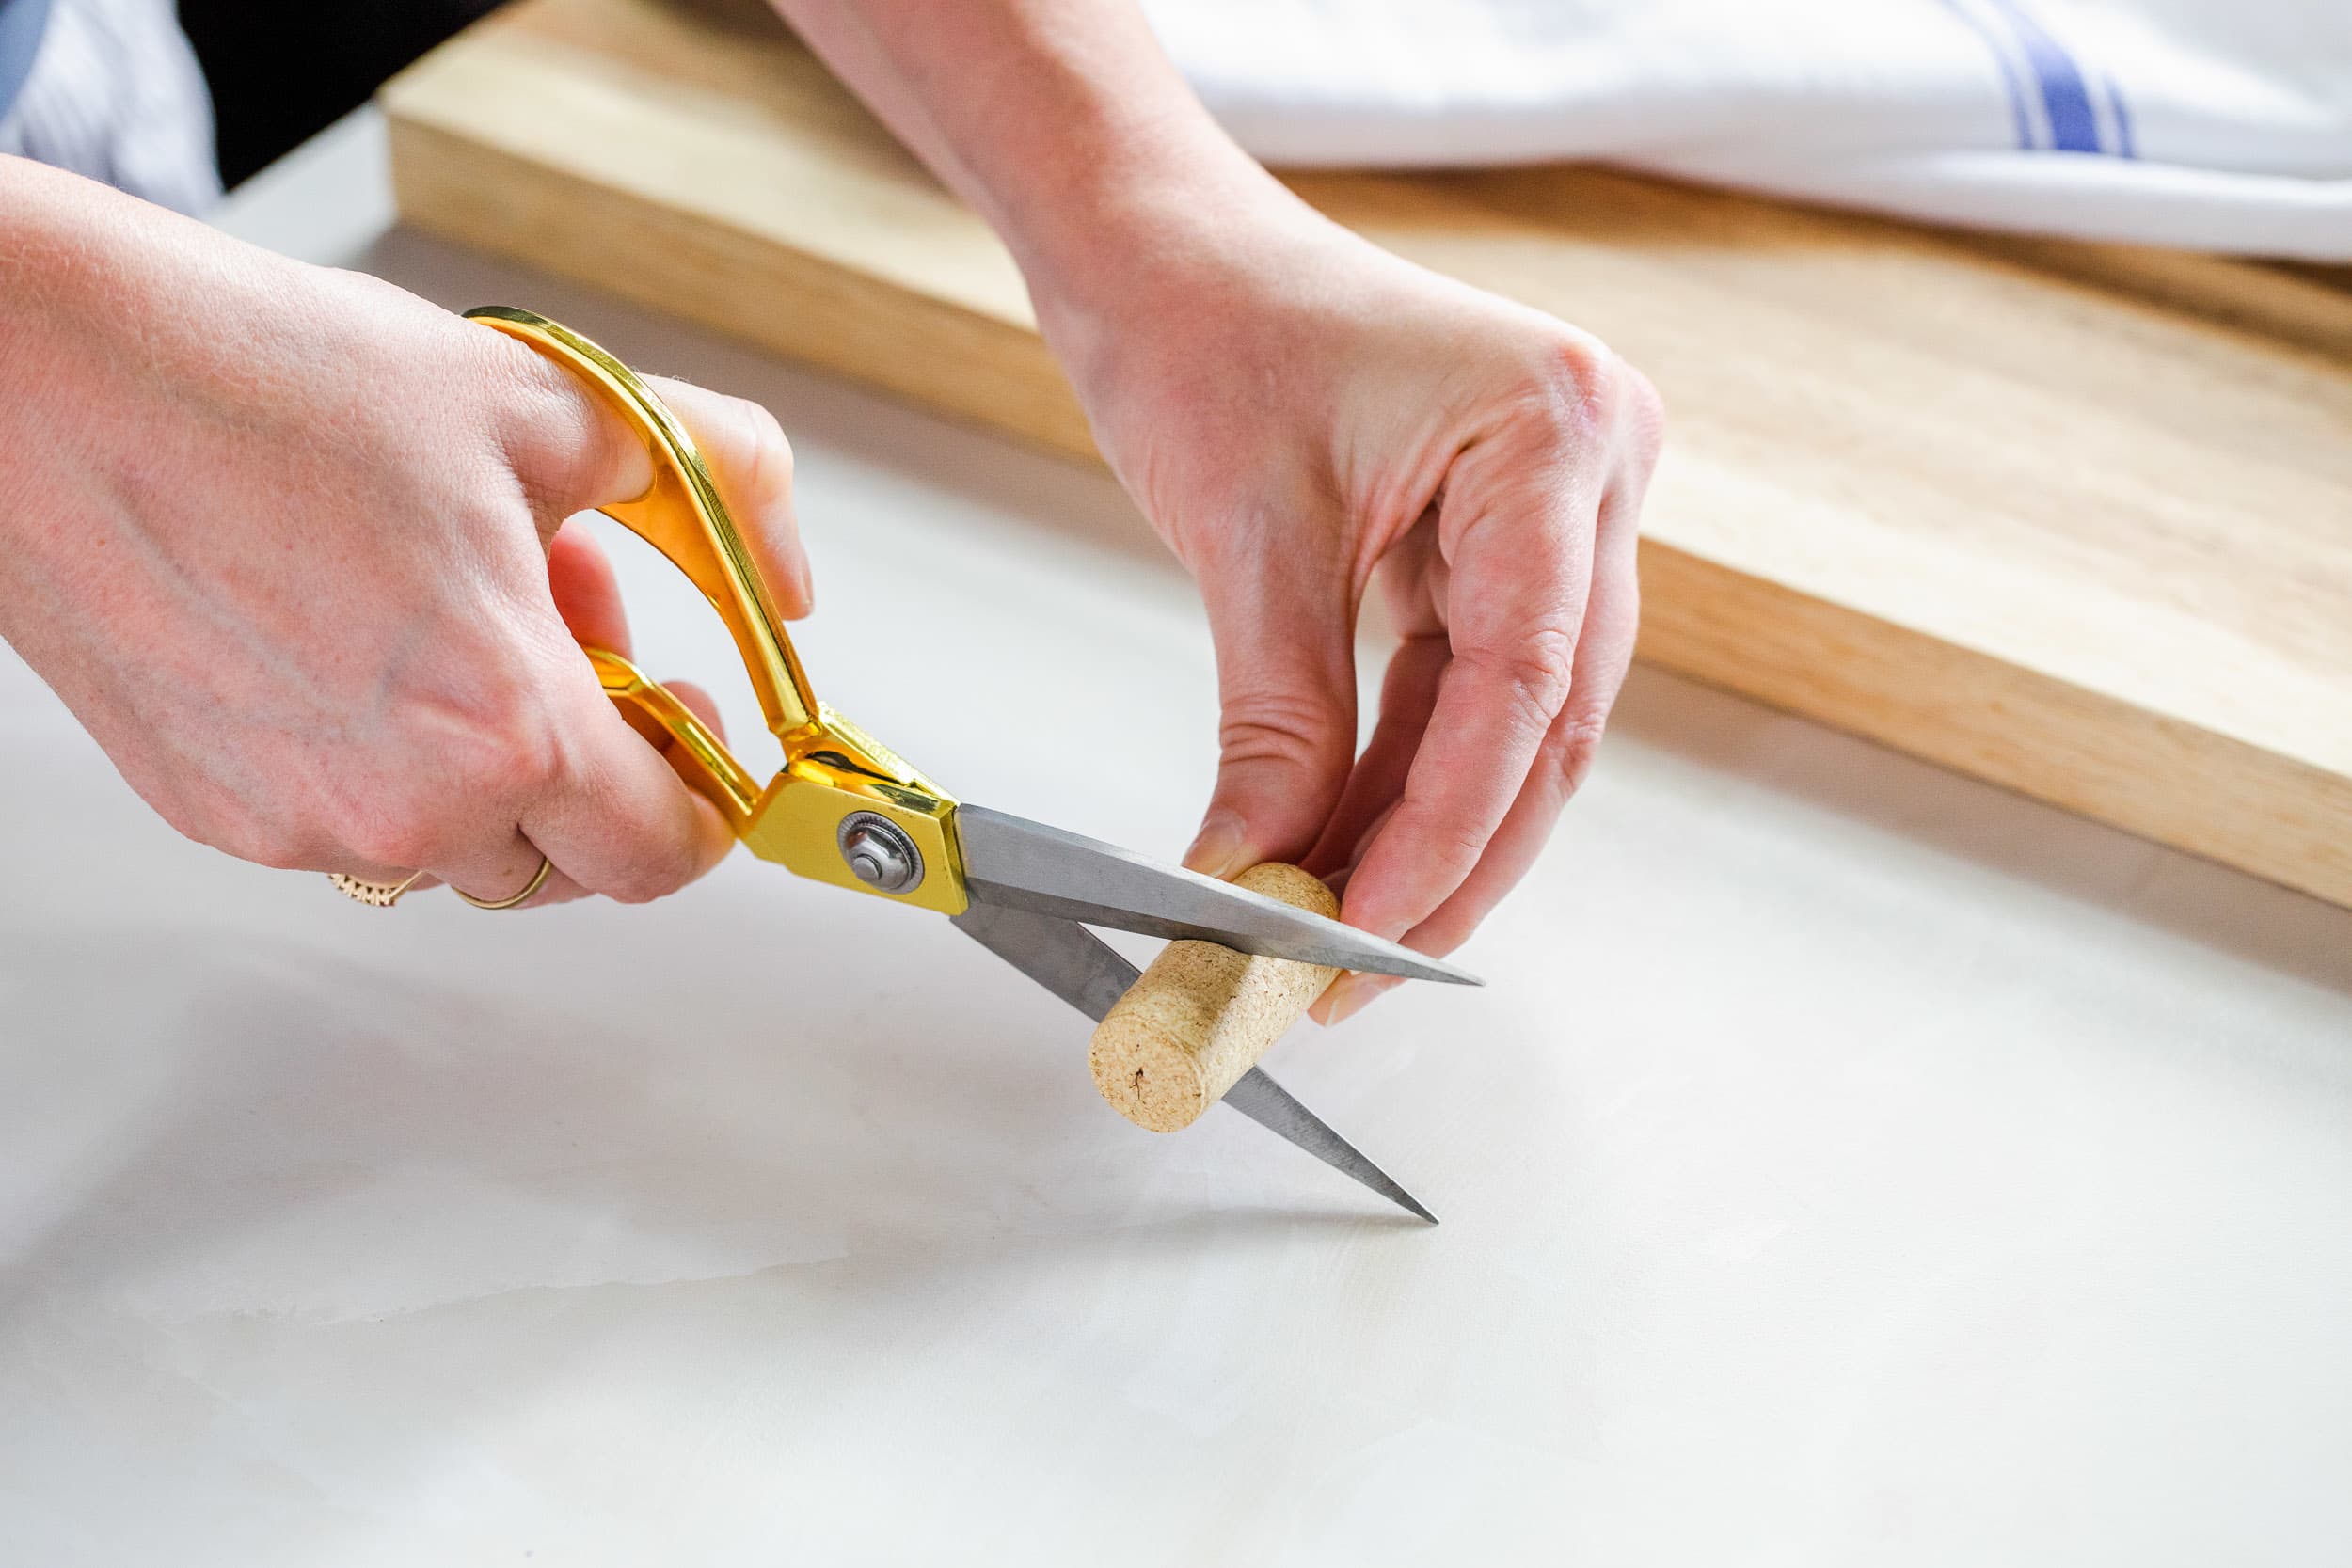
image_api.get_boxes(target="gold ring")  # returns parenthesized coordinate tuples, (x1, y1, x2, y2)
(329, 870, 427, 907)
(454, 854, 554, 911)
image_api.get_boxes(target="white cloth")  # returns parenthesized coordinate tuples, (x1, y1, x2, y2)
(1142, 0, 2352, 260)
(0, 0, 217, 214)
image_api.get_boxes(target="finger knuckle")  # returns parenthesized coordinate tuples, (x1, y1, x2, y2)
(459, 724, 565, 804)
(1217, 686, 1352, 772)
(1463, 635, 1578, 730)
(409, 657, 569, 801)
(1513, 328, 1613, 437)
(1554, 710, 1613, 794)
(431, 708, 561, 811)
(1396, 802, 1493, 872)
(337, 798, 450, 876)
(1538, 325, 1613, 387)
(600, 838, 700, 905)
(1512, 330, 1663, 463)
(335, 754, 485, 871)
(347, 663, 567, 867)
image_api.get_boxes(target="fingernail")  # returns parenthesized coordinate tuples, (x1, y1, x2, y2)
(787, 549, 816, 616)
(1183, 810, 1250, 880)
(1317, 973, 1398, 1027)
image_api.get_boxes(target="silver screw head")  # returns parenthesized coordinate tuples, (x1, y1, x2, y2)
(836, 811, 923, 895)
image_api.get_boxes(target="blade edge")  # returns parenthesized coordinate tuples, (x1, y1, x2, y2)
(957, 803, 1480, 986)
(1223, 1069, 1438, 1225)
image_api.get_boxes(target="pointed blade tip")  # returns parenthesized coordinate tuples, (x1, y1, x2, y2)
(1376, 951, 1483, 989)
(1221, 1069, 1440, 1225)
(1336, 931, 1480, 989)
(1348, 930, 1479, 989)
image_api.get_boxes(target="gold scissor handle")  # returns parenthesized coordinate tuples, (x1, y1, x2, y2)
(584, 645, 761, 829)
(474, 308, 969, 914)
(470, 307, 821, 741)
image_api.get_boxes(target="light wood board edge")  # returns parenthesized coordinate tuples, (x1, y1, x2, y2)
(1636, 546, 2352, 907)
(389, 116, 1094, 457)
(385, 95, 2352, 912)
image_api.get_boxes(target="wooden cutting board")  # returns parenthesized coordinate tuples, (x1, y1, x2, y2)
(383, 0, 2352, 909)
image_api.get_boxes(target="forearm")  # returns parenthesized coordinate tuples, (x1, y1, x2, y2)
(0, 153, 237, 367)
(766, 0, 1295, 327)
(0, 156, 188, 576)
(0, 156, 127, 440)
(0, 153, 305, 505)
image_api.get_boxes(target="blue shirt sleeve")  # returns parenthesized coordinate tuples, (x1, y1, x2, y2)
(0, 0, 56, 124)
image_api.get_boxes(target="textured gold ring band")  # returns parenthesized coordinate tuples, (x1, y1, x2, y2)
(327, 852, 552, 911)
(327, 870, 427, 908)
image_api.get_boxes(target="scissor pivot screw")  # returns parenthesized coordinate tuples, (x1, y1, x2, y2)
(837, 811, 924, 895)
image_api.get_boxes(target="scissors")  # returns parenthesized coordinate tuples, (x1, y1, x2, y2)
(474, 309, 1476, 1221)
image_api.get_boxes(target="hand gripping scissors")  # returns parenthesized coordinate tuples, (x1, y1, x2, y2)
(475, 309, 1476, 1220)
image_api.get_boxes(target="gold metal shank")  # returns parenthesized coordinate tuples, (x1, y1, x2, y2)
(455, 853, 555, 911)
(477, 309, 966, 915)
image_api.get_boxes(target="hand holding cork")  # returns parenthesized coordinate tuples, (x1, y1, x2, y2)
(1089, 863, 1341, 1132)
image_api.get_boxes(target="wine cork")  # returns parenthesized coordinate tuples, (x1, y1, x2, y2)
(1089, 863, 1340, 1132)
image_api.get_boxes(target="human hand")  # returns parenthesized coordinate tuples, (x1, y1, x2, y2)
(756, 0, 1659, 1013)
(0, 161, 806, 908)
(1038, 195, 1663, 1022)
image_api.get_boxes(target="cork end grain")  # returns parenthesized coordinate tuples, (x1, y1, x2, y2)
(1088, 863, 1341, 1132)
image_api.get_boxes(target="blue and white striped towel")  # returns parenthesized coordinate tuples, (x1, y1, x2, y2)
(1141, 0, 2352, 259)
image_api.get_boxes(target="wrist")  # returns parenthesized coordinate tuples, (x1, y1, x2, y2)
(772, 1, 1329, 390)
(1013, 144, 1337, 394)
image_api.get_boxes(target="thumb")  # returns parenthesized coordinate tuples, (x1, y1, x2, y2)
(1184, 569, 1359, 880)
(647, 376, 813, 619)
(488, 337, 813, 618)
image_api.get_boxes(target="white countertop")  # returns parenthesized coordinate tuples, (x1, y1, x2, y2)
(5, 112, 2350, 1567)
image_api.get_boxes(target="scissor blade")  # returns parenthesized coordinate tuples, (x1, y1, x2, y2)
(951, 898, 1138, 1023)
(949, 900, 1438, 1222)
(1221, 1071, 1438, 1225)
(953, 803, 1480, 987)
